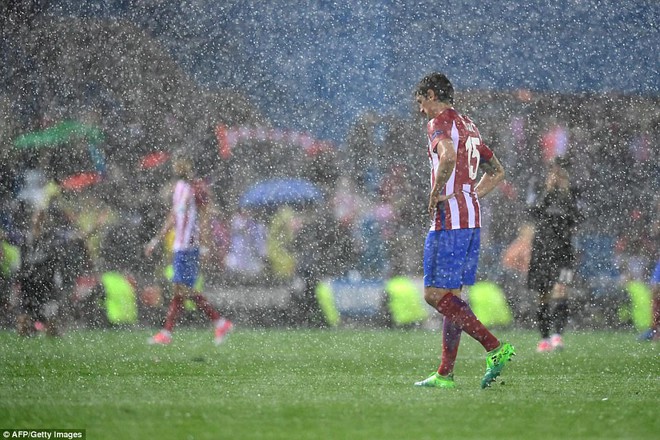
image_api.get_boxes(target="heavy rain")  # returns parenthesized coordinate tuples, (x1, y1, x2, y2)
(0, 1, 658, 439)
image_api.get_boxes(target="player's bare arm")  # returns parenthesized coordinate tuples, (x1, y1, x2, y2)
(474, 153, 505, 199)
(428, 137, 457, 215)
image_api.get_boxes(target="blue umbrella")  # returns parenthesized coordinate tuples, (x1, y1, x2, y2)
(239, 178, 323, 208)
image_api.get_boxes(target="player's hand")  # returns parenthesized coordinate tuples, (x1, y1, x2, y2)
(428, 192, 440, 215)
(428, 192, 455, 215)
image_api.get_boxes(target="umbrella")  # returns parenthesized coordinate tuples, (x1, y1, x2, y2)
(139, 151, 170, 170)
(13, 120, 106, 188)
(14, 120, 104, 149)
(239, 178, 323, 208)
(60, 172, 103, 191)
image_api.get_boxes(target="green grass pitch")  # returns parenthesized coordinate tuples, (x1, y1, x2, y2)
(0, 328, 657, 439)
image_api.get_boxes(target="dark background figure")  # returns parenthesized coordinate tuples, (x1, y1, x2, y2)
(292, 201, 354, 327)
(16, 203, 70, 336)
(527, 158, 582, 352)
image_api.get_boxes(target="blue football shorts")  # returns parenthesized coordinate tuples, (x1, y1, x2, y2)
(424, 228, 480, 289)
(172, 249, 200, 288)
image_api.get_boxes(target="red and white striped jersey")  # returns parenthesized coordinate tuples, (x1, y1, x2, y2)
(427, 108, 494, 231)
(172, 179, 200, 251)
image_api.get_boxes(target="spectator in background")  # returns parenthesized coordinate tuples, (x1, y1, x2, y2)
(225, 207, 268, 283)
(15, 203, 70, 336)
(267, 206, 299, 282)
(345, 112, 381, 196)
(527, 158, 582, 352)
(638, 258, 660, 341)
(480, 180, 523, 279)
(145, 156, 233, 345)
(354, 201, 390, 278)
(205, 201, 231, 282)
(293, 200, 350, 326)
(638, 197, 660, 341)
(331, 176, 362, 232)
(615, 209, 656, 284)
(380, 164, 421, 276)
(1, 211, 23, 329)
(65, 188, 114, 269)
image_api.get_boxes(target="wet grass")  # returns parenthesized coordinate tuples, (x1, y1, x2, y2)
(0, 328, 657, 440)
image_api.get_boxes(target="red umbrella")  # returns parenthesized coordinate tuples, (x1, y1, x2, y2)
(60, 172, 103, 191)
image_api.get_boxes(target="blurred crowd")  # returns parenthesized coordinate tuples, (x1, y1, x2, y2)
(1, 14, 659, 333)
(2, 89, 659, 332)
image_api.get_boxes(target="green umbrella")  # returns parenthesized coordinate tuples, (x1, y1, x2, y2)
(13, 120, 107, 186)
(13, 120, 104, 149)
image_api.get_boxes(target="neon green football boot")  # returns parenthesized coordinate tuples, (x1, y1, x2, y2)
(481, 342, 515, 389)
(414, 372, 456, 389)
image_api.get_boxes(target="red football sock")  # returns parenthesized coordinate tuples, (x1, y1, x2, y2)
(435, 293, 500, 352)
(190, 294, 221, 322)
(438, 316, 462, 377)
(652, 296, 660, 329)
(164, 294, 184, 332)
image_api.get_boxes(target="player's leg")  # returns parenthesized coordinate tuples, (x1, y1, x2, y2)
(188, 291, 233, 345)
(454, 228, 515, 388)
(550, 270, 572, 350)
(530, 262, 558, 352)
(417, 229, 514, 388)
(415, 314, 462, 388)
(536, 289, 553, 352)
(148, 282, 183, 345)
(423, 229, 500, 352)
(149, 251, 191, 345)
(181, 248, 233, 344)
(438, 315, 462, 374)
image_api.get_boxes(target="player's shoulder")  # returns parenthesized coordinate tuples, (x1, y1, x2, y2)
(458, 111, 481, 135)
(429, 109, 459, 136)
(461, 112, 475, 125)
(433, 107, 459, 123)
